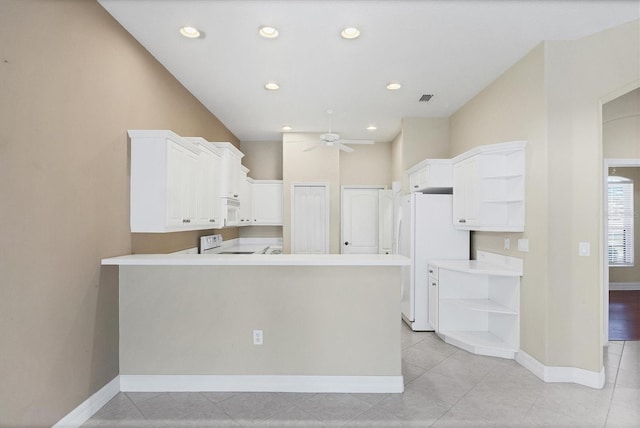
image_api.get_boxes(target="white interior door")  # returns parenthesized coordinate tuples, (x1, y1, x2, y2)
(292, 184, 329, 254)
(342, 187, 380, 254)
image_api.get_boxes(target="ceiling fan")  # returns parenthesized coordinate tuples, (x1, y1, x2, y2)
(303, 110, 374, 153)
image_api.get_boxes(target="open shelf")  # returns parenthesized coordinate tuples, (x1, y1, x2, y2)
(439, 330, 518, 359)
(441, 298, 518, 315)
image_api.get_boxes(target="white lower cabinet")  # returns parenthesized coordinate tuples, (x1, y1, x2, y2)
(427, 266, 439, 331)
(430, 251, 523, 359)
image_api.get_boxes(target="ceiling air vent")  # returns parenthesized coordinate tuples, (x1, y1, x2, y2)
(419, 94, 433, 102)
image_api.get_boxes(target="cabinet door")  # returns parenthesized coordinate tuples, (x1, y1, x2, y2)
(418, 166, 430, 189)
(166, 142, 184, 227)
(428, 276, 439, 331)
(239, 177, 252, 224)
(197, 150, 221, 227)
(230, 155, 240, 199)
(219, 151, 241, 199)
(252, 183, 283, 225)
(453, 157, 479, 227)
(182, 149, 199, 224)
(409, 171, 420, 192)
(166, 142, 198, 227)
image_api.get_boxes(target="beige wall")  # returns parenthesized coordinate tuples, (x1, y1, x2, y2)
(395, 118, 450, 193)
(608, 167, 640, 283)
(119, 265, 401, 376)
(603, 87, 640, 159)
(391, 132, 404, 186)
(0, 1, 239, 426)
(450, 44, 549, 364)
(544, 20, 639, 371)
(340, 142, 392, 187)
(402, 117, 451, 164)
(240, 141, 283, 180)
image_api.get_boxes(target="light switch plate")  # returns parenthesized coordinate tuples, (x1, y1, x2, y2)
(517, 238, 529, 252)
(579, 242, 590, 257)
(504, 238, 510, 250)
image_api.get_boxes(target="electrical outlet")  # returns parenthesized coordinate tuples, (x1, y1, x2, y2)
(253, 330, 263, 345)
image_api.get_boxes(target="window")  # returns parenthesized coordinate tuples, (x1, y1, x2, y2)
(608, 176, 634, 266)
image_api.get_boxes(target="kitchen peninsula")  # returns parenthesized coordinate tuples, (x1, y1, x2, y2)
(101, 253, 409, 393)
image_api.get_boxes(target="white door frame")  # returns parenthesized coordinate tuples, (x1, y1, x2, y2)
(603, 158, 640, 344)
(291, 182, 330, 254)
(340, 185, 386, 254)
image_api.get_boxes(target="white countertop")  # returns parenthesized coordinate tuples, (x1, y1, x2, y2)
(429, 251, 523, 276)
(102, 253, 410, 266)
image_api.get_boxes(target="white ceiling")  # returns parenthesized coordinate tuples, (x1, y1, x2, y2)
(98, 0, 638, 143)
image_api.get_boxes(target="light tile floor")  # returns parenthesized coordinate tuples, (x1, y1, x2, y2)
(83, 324, 639, 427)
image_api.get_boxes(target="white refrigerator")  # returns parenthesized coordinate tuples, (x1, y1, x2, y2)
(397, 193, 469, 331)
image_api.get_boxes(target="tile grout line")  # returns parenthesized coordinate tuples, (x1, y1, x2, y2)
(603, 340, 626, 428)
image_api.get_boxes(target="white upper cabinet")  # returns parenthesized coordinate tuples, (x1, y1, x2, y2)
(239, 166, 253, 225)
(130, 130, 203, 232)
(215, 142, 244, 199)
(252, 181, 283, 225)
(187, 138, 222, 228)
(452, 141, 526, 232)
(407, 159, 453, 193)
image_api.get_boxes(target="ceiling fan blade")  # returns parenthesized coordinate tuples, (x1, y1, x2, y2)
(338, 139, 374, 145)
(335, 143, 355, 153)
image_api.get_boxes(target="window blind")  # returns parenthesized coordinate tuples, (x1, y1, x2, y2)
(608, 178, 634, 266)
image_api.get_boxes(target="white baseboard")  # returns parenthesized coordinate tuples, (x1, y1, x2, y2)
(120, 375, 404, 394)
(609, 282, 640, 291)
(53, 376, 120, 428)
(516, 351, 605, 389)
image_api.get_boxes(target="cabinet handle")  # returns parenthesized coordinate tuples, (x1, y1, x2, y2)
(429, 269, 434, 274)
(182, 219, 191, 223)
(210, 219, 216, 222)
(254, 219, 257, 222)
(458, 219, 466, 223)
(233, 194, 238, 198)
(414, 185, 419, 188)
(344, 241, 350, 246)
(431, 282, 437, 287)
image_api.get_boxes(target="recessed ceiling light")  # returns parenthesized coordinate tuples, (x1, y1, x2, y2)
(366, 125, 377, 131)
(341, 27, 361, 39)
(264, 82, 280, 90)
(386, 82, 402, 90)
(282, 125, 293, 131)
(259, 26, 279, 38)
(179, 26, 201, 39)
